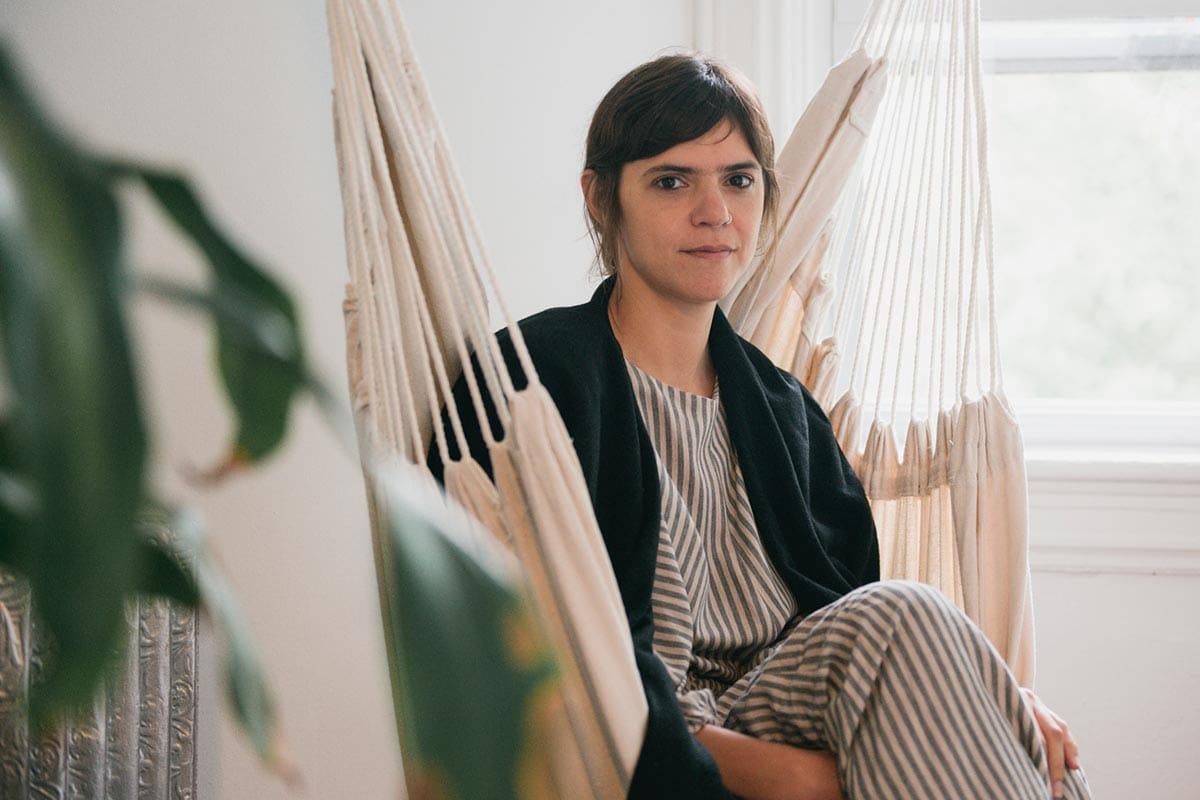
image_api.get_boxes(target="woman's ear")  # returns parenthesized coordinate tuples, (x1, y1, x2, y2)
(581, 169, 601, 224)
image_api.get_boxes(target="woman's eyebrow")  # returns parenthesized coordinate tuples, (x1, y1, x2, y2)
(642, 161, 761, 177)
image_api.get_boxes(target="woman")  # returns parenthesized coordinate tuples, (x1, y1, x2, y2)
(433, 54, 1087, 800)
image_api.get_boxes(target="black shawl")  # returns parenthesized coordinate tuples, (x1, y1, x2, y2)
(429, 278, 879, 799)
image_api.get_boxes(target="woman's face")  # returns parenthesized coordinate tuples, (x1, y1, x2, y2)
(610, 120, 765, 312)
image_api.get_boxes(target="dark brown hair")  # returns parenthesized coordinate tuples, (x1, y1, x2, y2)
(583, 53, 779, 276)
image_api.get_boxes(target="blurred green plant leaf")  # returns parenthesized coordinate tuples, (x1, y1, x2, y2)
(133, 273, 356, 455)
(0, 412, 35, 573)
(0, 43, 312, 776)
(105, 162, 306, 472)
(132, 530, 200, 608)
(373, 465, 560, 800)
(0, 43, 145, 718)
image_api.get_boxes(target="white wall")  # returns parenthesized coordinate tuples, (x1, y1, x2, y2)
(1026, 465, 1200, 797)
(1, 1, 688, 797)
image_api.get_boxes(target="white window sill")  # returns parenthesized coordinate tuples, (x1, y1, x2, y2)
(1025, 448, 1200, 489)
(1025, 446, 1200, 577)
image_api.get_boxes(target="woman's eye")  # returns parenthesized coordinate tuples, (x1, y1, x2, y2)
(654, 176, 684, 190)
(729, 173, 755, 189)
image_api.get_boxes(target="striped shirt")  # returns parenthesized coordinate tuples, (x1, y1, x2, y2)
(626, 360, 798, 732)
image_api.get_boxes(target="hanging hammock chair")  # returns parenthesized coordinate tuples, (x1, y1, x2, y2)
(328, 0, 1034, 793)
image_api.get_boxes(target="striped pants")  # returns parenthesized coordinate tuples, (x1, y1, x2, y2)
(711, 581, 1092, 799)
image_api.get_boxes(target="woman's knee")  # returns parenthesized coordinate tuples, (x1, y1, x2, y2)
(843, 580, 963, 630)
(851, 579, 951, 608)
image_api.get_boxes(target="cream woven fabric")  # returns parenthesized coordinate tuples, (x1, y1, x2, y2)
(722, 0, 1035, 684)
(328, 0, 645, 794)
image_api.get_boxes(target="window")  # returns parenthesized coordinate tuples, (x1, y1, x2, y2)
(702, 0, 1200, 459)
(983, 17, 1200, 409)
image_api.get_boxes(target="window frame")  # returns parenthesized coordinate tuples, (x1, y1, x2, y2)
(979, 11, 1200, 462)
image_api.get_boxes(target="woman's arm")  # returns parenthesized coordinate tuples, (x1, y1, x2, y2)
(694, 725, 843, 800)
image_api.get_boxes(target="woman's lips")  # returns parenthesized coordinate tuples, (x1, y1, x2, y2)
(682, 246, 734, 261)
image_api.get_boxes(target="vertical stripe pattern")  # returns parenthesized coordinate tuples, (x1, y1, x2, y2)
(628, 364, 1091, 798)
(718, 581, 1092, 799)
(628, 361, 797, 731)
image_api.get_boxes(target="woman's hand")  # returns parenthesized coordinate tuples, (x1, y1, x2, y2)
(1020, 687, 1081, 799)
(695, 725, 843, 800)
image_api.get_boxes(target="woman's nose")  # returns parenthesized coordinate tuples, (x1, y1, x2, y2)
(691, 185, 732, 227)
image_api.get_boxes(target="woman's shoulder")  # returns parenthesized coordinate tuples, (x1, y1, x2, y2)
(739, 336, 805, 390)
(487, 292, 618, 412)
(513, 299, 602, 347)
(714, 310, 809, 396)
(715, 314, 840, 433)
(502, 290, 613, 373)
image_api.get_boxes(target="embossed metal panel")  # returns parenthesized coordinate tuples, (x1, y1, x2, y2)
(0, 571, 198, 799)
